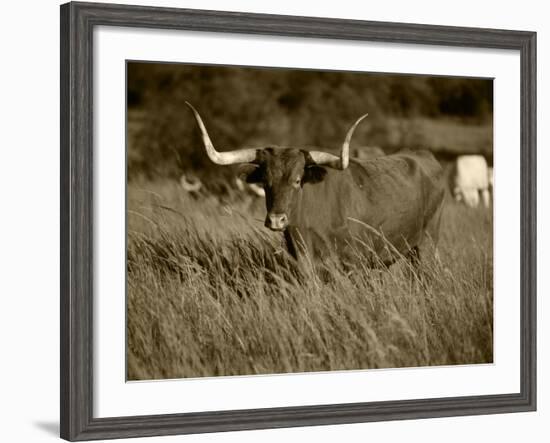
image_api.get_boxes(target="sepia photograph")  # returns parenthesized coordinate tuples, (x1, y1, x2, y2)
(126, 61, 494, 381)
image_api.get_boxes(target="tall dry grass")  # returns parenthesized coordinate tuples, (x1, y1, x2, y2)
(127, 181, 493, 380)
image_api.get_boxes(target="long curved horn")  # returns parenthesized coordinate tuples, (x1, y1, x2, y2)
(186, 102, 258, 165)
(309, 113, 369, 169)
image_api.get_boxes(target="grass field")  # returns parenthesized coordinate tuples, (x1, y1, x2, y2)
(127, 178, 493, 381)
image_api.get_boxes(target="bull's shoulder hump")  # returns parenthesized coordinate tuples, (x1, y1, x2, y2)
(397, 150, 443, 175)
(347, 156, 412, 186)
(394, 149, 439, 163)
(348, 151, 443, 181)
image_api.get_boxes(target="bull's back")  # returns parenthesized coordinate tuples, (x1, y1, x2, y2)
(291, 150, 444, 260)
(350, 150, 443, 245)
(348, 150, 444, 215)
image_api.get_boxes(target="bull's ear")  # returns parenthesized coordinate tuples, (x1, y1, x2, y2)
(235, 164, 263, 184)
(303, 165, 327, 184)
(244, 165, 264, 184)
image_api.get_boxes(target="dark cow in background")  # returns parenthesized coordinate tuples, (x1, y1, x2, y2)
(187, 102, 445, 266)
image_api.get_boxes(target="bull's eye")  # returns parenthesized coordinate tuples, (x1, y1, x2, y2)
(293, 177, 301, 188)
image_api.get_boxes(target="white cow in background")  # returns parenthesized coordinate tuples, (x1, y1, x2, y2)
(453, 155, 491, 208)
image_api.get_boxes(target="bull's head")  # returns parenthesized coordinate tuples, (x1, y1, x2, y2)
(186, 102, 367, 231)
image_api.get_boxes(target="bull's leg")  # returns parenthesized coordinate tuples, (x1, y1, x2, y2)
(406, 246, 421, 267)
(284, 226, 319, 273)
(416, 198, 444, 271)
(283, 227, 317, 281)
(283, 227, 301, 260)
(284, 226, 312, 261)
(285, 227, 342, 282)
(400, 245, 426, 285)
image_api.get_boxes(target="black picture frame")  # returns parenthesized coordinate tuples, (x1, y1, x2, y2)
(60, 1, 537, 441)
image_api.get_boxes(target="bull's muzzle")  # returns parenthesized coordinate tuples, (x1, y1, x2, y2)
(265, 213, 288, 231)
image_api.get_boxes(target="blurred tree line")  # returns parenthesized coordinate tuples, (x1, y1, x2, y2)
(127, 62, 492, 181)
